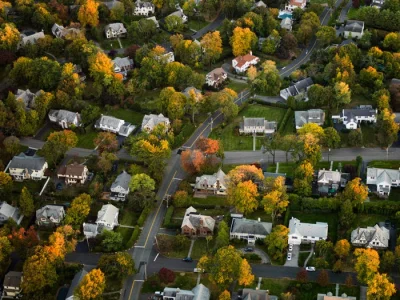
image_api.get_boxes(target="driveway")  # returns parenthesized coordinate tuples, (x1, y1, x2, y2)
(239, 247, 270, 264)
(284, 244, 299, 267)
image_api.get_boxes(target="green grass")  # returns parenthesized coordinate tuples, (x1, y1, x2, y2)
(346, 7, 359, 20)
(187, 19, 210, 31)
(12, 180, 45, 195)
(360, 124, 377, 147)
(282, 112, 295, 134)
(225, 81, 249, 93)
(209, 104, 287, 151)
(191, 196, 227, 206)
(267, 162, 296, 177)
(106, 108, 144, 125)
(246, 209, 272, 222)
(190, 238, 214, 259)
(75, 129, 98, 149)
(290, 211, 338, 242)
(220, 163, 241, 174)
(368, 160, 400, 169)
(353, 214, 388, 228)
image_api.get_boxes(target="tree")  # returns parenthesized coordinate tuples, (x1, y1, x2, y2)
(323, 127, 341, 149)
(373, 89, 391, 111)
(315, 240, 333, 257)
(64, 194, 92, 228)
(308, 84, 327, 107)
(75, 269, 106, 300)
(94, 132, 118, 154)
(213, 88, 239, 120)
(100, 230, 123, 252)
(19, 187, 34, 216)
(339, 199, 355, 229)
(334, 81, 351, 109)
(262, 176, 289, 223)
(165, 15, 184, 32)
(348, 129, 363, 147)
(296, 268, 308, 283)
(238, 259, 254, 286)
(263, 132, 281, 164)
(97, 151, 118, 175)
(181, 149, 206, 174)
(296, 12, 320, 45)
(129, 173, 156, 208)
(98, 252, 135, 281)
(201, 31, 223, 66)
(219, 290, 231, 300)
(261, 29, 280, 54)
(293, 160, 314, 196)
(316, 26, 337, 46)
(78, 0, 99, 27)
(9, 226, 39, 259)
(264, 225, 289, 263)
(281, 135, 297, 163)
(251, 60, 281, 95)
(383, 32, 400, 51)
(195, 137, 220, 155)
(376, 108, 399, 152)
(173, 190, 190, 207)
(167, 91, 186, 120)
(0, 171, 13, 198)
(367, 273, 396, 300)
(42, 130, 78, 167)
(380, 251, 395, 273)
(333, 259, 343, 273)
(159, 267, 175, 284)
(359, 66, 383, 90)
(3, 136, 20, 156)
(317, 270, 330, 287)
(215, 220, 230, 249)
(228, 180, 259, 215)
(0, 237, 13, 273)
(354, 248, 380, 284)
(342, 178, 368, 206)
(334, 239, 351, 259)
(230, 27, 257, 57)
(110, 1, 124, 20)
(0, 23, 20, 51)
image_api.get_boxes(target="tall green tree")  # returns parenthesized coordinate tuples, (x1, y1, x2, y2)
(19, 187, 34, 216)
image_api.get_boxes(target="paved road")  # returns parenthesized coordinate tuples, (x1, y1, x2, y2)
(191, 14, 225, 40)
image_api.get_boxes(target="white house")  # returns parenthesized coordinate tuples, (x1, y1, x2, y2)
(134, 0, 155, 16)
(51, 23, 81, 39)
(96, 204, 119, 230)
(15, 88, 42, 109)
(83, 223, 99, 239)
(344, 20, 364, 39)
(8, 153, 48, 181)
(206, 67, 227, 88)
(110, 171, 131, 201)
(95, 115, 136, 136)
(36, 205, 66, 226)
(141, 113, 170, 132)
(57, 163, 88, 185)
(194, 169, 227, 195)
(18, 31, 45, 49)
(239, 117, 277, 134)
(280, 77, 314, 100)
(104, 23, 127, 39)
(371, 0, 384, 8)
(112, 56, 134, 78)
(351, 224, 390, 249)
(0, 202, 23, 225)
(317, 169, 349, 195)
(332, 107, 377, 129)
(294, 109, 325, 130)
(2, 272, 23, 300)
(230, 216, 272, 245)
(281, 17, 293, 31)
(252, 0, 267, 9)
(232, 52, 260, 73)
(48, 109, 82, 129)
(288, 217, 328, 245)
(285, 0, 306, 10)
(366, 167, 400, 196)
(162, 284, 210, 300)
(167, 9, 187, 23)
(65, 269, 88, 300)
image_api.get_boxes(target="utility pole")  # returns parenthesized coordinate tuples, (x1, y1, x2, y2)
(210, 117, 213, 131)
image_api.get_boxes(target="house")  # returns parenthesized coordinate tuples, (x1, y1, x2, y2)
(95, 115, 136, 136)
(317, 293, 356, 300)
(96, 204, 119, 230)
(295, 109, 325, 130)
(230, 216, 272, 245)
(0, 202, 23, 225)
(112, 56, 134, 77)
(134, 0, 155, 16)
(232, 52, 260, 73)
(317, 169, 349, 195)
(48, 109, 82, 129)
(242, 289, 278, 300)
(205, 67, 227, 88)
(332, 107, 377, 129)
(147, 16, 159, 27)
(194, 169, 227, 195)
(15, 88, 41, 109)
(181, 207, 215, 237)
(167, 9, 187, 23)
(2, 271, 23, 299)
(57, 163, 89, 185)
(102, 0, 123, 10)
(18, 31, 45, 49)
(344, 20, 364, 39)
(110, 171, 131, 201)
(83, 223, 98, 239)
(162, 283, 210, 300)
(281, 17, 293, 31)
(51, 23, 81, 39)
(252, 0, 267, 9)
(104, 23, 127, 39)
(183, 87, 202, 99)
(366, 167, 400, 196)
(351, 224, 390, 249)
(285, 0, 306, 10)
(371, 0, 384, 8)
(239, 117, 277, 134)
(141, 113, 170, 132)
(288, 217, 328, 245)
(280, 77, 314, 100)
(66, 269, 88, 300)
(8, 152, 48, 181)
(36, 205, 65, 226)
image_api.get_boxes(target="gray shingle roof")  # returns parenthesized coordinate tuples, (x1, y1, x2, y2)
(49, 109, 81, 124)
(66, 269, 88, 299)
(351, 224, 389, 247)
(9, 152, 46, 171)
(295, 109, 325, 128)
(0, 202, 20, 222)
(36, 205, 65, 220)
(345, 20, 364, 33)
(97, 115, 123, 130)
(341, 108, 376, 120)
(231, 218, 272, 236)
(163, 284, 210, 300)
(111, 171, 131, 191)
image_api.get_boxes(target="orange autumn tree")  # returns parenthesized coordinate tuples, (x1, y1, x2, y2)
(227, 164, 264, 186)
(219, 290, 231, 300)
(9, 226, 39, 258)
(78, 0, 99, 27)
(93, 132, 119, 154)
(181, 149, 206, 174)
(75, 268, 106, 300)
(342, 178, 368, 206)
(45, 225, 78, 262)
(195, 137, 220, 156)
(238, 259, 254, 286)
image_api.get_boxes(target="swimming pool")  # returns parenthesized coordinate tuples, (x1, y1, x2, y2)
(278, 11, 293, 19)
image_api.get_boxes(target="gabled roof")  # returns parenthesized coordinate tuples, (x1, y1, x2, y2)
(231, 218, 272, 236)
(0, 202, 20, 221)
(105, 23, 127, 33)
(163, 284, 210, 300)
(340, 108, 376, 120)
(136, 0, 154, 8)
(102, 0, 123, 9)
(36, 205, 65, 220)
(295, 109, 325, 128)
(141, 113, 170, 130)
(206, 67, 226, 81)
(113, 56, 134, 69)
(20, 31, 45, 46)
(181, 207, 215, 232)
(168, 10, 186, 19)
(317, 170, 341, 184)
(111, 171, 131, 191)
(58, 162, 86, 177)
(9, 152, 47, 170)
(49, 109, 81, 124)
(344, 20, 364, 33)
(3, 271, 22, 288)
(96, 204, 119, 225)
(195, 169, 226, 190)
(243, 289, 278, 300)
(233, 53, 259, 68)
(367, 167, 400, 185)
(281, 17, 293, 27)
(66, 269, 88, 299)
(16, 89, 41, 109)
(289, 217, 328, 239)
(96, 115, 124, 130)
(254, 0, 267, 7)
(351, 224, 389, 247)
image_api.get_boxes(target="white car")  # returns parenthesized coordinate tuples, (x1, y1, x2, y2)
(306, 267, 316, 272)
(287, 253, 292, 261)
(288, 244, 293, 251)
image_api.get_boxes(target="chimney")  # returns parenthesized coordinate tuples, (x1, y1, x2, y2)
(258, 218, 261, 222)
(249, 50, 252, 55)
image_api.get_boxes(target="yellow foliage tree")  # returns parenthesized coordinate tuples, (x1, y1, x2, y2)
(209, 246, 243, 288)
(88, 51, 114, 82)
(230, 27, 257, 57)
(0, 23, 20, 50)
(262, 176, 289, 223)
(238, 259, 254, 286)
(75, 268, 106, 300)
(334, 239, 351, 259)
(201, 31, 223, 64)
(228, 180, 259, 215)
(247, 66, 258, 81)
(354, 248, 380, 284)
(367, 273, 396, 300)
(342, 178, 368, 206)
(219, 290, 231, 300)
(78, 0, 99, 27)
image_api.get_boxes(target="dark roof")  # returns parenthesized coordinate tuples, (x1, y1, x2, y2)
(58, 162, 86, 177)
(294, 77, 314, 93)
(66, 269, 88, 299)
(345, 20, 364, 33)
(3, 271, 22, 288)
(9, 152, 46, 170)
(341, 108, 376, 119)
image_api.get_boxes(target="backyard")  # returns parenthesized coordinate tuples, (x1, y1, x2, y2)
(187, 19, 210, 31)
(209, 104, 288, 151)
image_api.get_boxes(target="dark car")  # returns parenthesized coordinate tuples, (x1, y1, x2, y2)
(183, 257, 193, 262)
(56, 183, 63, 190)
(244, 247, 254, 252)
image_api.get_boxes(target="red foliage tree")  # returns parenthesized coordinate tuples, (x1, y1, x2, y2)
(9, 226, 39, 259)
(159, 267, 175, 284)
(296, 268, 309, 283)
(195, 137, 220, 155)
(317, 269, 330, 287)
(181, 149, 205, 174)
(0, 50, 16, 66)
(125, 45, 140, 59)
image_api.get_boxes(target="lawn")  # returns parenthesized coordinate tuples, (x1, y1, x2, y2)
(220, 163, 241, 174)
(346, 8, 359, 20)
(352, 213, 388, 228)
(368, 160, 400, 169)
(190, 238, 214, 259)
(266, 162, 296, 177)
(191, 196, 227, 206)
(246, 209, 272, 222)
(106, 108, 144, 125)
(389, 188, 400, 201)
(187, 19, 210, 31)
(225, 81, 249, 93)
(12, 180, 45, 195)
(75, 129, 98, 149)
(116, 210, 138, 247)
(290, 211, 338, 242)
(209, 104, 287, 151)
(361, 124, 377, 147)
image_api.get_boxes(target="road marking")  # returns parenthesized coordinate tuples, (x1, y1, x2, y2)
(134, 245, 145, 248)
(173, 178, 183, 181)
(134, 280, 145, 282)
(154, 253, 160, 262)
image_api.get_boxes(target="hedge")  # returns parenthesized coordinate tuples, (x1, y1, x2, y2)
(163, 206, 174, 227)
(126, 225, 141, 248)
(278, 108, 293, 134)
(137, 206, 152, 227)
(252, 98, 288, 109)
(284, 206, 291, 227)
(359, 201, 400, 215)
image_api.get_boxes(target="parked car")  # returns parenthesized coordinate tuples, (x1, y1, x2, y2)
(194, 268, 204, 273)
(288, 244, 293, 251)
(183, 257, 193, 262)
(244, 247, 254, 252)
(287, 253, 292, 261)
(306, 267, 316, 271)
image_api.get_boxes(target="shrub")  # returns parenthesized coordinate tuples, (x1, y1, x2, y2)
(278, 108, 293, 134)
(173, 191, 190, 208)
(317, 269, 330, 287)
(296, 268, 308, 283)
(163, 206, 174, 227)
(159, 268, 175, 284)
(126, 225, 141, 248)
(137, 207, 152, 226)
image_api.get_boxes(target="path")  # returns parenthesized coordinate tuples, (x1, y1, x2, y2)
(303, 244, 315, 267)
(339, 0, 352, 23)
(187, 239, 195, 258)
